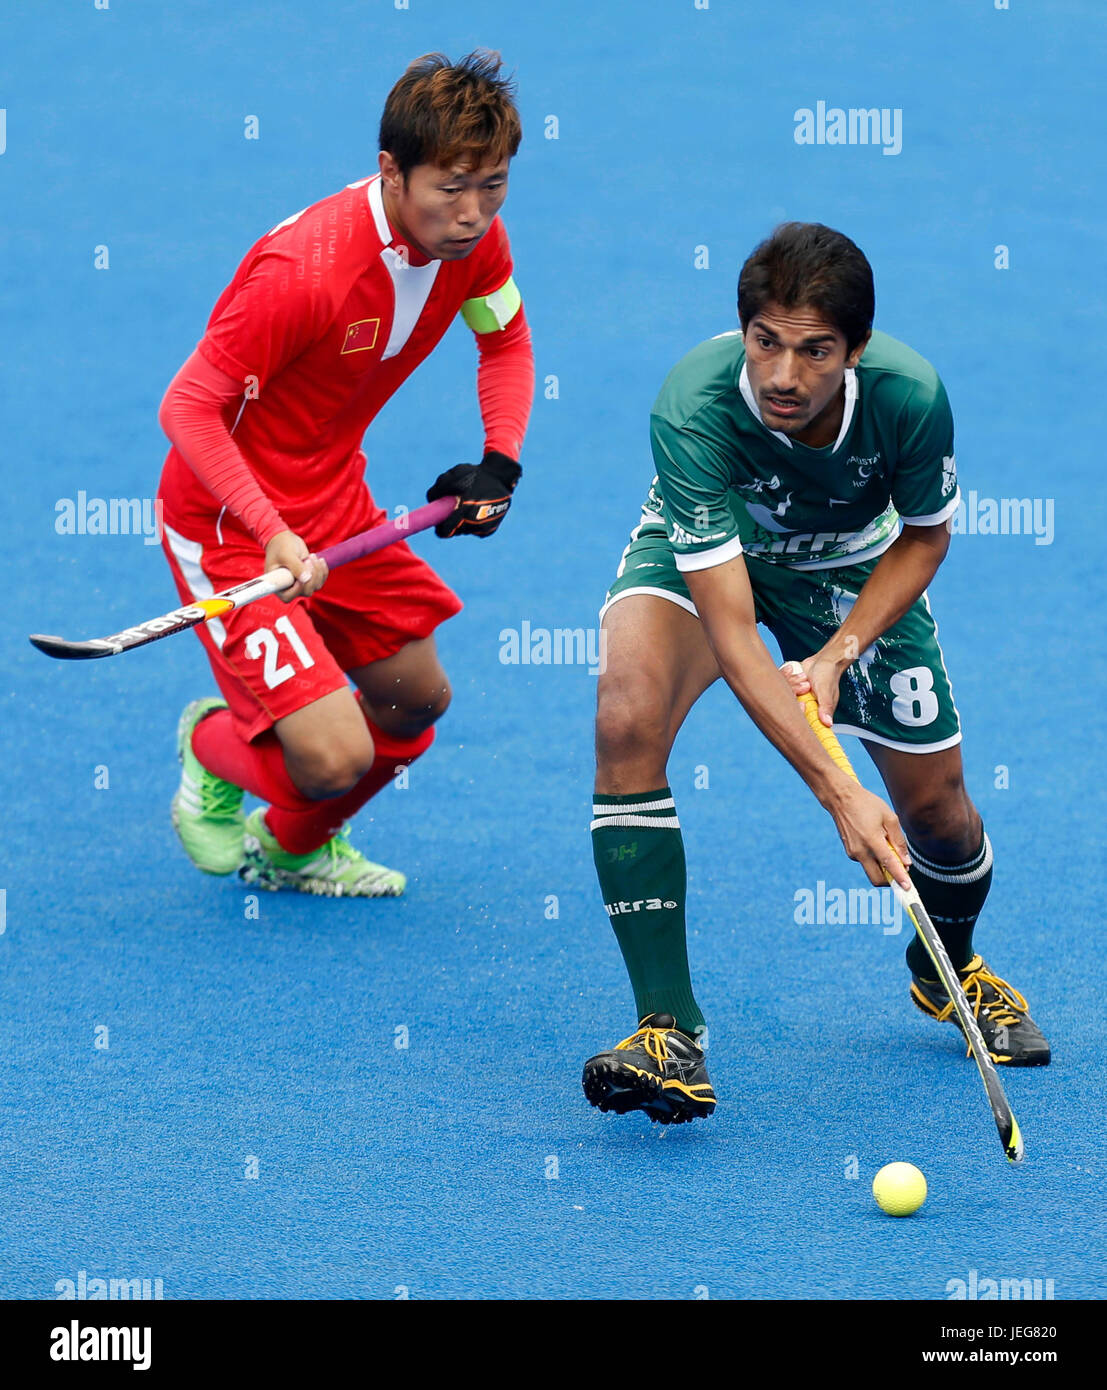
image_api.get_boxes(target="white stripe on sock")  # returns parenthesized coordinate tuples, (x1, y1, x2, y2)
(591, 798, 676, 816)
(906, 833, 993, 884)
(590, 814, 682, 831)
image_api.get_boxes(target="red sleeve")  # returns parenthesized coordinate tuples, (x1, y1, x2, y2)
(159, 349, 288, 547)
(475, 303, 534, 461)
(197, 247, 335, 392)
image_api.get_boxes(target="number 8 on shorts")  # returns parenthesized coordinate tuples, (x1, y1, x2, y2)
(890, 666, 940, 728)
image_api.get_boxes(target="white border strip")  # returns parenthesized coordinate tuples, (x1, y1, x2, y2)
(674, 532, 745, 573)
(599, 584, 699, 623)
(832, 723, 962, 754)
(899, 489, 961, 528)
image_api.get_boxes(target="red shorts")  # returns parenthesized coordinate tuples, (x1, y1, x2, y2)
(161, 489, 462, 742)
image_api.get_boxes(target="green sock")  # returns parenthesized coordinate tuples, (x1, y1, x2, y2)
(591, 788, 705, 1038)
(904, 829, 993, 978)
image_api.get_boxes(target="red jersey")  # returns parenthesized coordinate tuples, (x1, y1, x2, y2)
(159, 174, 525, 547)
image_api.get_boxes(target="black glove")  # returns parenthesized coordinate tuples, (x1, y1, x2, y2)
(426, 450, 522, 538)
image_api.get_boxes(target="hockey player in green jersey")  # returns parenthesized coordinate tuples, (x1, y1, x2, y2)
(584, 222, 1049, 1126)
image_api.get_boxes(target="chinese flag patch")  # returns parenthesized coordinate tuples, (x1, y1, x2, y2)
(341, 318, 380, 354)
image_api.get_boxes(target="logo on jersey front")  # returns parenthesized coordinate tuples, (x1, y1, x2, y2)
(845, 452, 882, 486)
(340, 318, 381, 354)
(941, 454, 957, 496)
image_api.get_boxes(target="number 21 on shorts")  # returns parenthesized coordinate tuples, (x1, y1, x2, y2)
(245, 615, 316, 689)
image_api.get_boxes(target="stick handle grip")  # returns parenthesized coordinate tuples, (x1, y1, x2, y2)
(797, 691, 859, 783)
(797, 689, 914, 891)
(318, 495, 458, 570)
(257, 496, 460, 597)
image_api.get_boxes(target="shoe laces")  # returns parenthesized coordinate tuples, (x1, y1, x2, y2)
(201, 773, 243, 819)
(931, 961, 1030, 1060)
(960, 961, 1029, 1029)
(315, 825, 360, 874)
(615, 1023, 672, 1066)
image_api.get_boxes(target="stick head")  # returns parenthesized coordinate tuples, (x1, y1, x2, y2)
(28, 634, 117, 660)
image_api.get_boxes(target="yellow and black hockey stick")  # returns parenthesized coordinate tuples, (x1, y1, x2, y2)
(797, 691, 1024, 1164)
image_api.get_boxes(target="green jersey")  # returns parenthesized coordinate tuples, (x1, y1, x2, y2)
(644, 329, 960, 572)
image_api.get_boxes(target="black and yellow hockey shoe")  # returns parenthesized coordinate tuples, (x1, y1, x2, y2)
(910, 955, 1051, 1067)
(583, 1013, 716, 1123)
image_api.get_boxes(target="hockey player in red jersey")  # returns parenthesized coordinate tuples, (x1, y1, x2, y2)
(158, 51, 534, 895)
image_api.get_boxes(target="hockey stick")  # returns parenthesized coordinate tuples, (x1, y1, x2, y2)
(797, 690, 1024, 1164)
(28, 495, 459, 661)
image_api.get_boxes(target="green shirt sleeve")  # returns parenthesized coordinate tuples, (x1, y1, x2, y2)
(890, 375, 960, 525)
(649, 411, 745, 571)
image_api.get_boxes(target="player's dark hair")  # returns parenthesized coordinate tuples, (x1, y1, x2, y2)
(738, 222, 875, 353)
(379, 50, 522, 178)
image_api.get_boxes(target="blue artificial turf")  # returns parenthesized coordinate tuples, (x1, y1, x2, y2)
(0, 0, 1103, 1300)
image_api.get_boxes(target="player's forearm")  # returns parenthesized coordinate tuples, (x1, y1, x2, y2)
(475, 305, 534, 460)
(159, 349, 287, 547)
(703, 617, 857, 810)
(817, 524, 949, 667)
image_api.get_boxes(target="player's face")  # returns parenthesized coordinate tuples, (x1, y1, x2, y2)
(379, 153, 509, 261)
(744, 303, 869, 447)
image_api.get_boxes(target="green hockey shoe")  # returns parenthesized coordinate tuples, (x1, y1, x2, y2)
(238, 808, 406, 898)
(171, 697, 246, 875)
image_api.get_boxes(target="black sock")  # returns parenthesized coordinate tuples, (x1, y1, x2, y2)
(905, 829, 993, 979)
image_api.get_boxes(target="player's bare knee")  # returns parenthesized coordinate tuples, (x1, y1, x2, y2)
(371, 676, 451, 738)
(595, 678, 670, 772)
(899, 779, 979, 856)
(288, 741, 375, 800)
(411, 676, 451, 726)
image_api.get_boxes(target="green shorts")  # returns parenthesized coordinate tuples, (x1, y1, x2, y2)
(602, 515, 961, 753)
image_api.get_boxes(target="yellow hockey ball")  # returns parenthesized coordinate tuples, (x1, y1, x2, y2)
(872, 1162, 927, 1216)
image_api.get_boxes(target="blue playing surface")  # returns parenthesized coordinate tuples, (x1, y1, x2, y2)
(1, 0, 1104, 1301)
